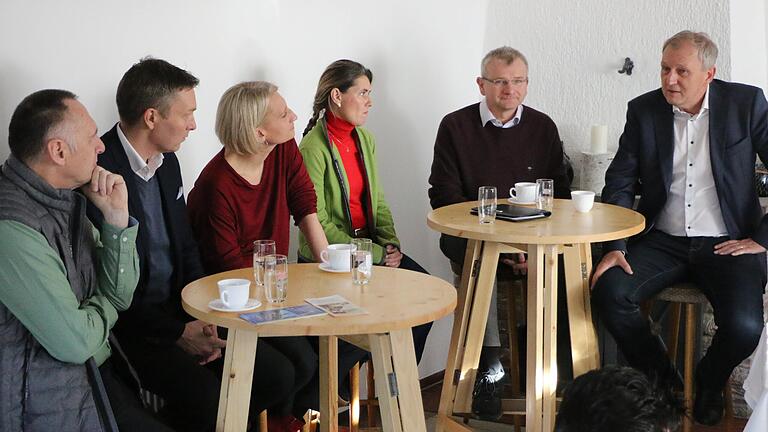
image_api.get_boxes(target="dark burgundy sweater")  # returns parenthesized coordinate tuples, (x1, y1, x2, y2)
(428, 103, 570, 209)
(187, 140, 316, 273)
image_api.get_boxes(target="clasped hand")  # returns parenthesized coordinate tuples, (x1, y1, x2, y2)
(176, 320, 227, 365)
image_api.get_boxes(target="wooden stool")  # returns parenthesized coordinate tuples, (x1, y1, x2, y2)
(451, 261, 525, 432)
(350, 359, 378, 431)
(654, 283, 734, 432)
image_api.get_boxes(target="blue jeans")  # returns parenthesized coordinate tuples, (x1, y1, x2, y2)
(592, 230, 766, 389)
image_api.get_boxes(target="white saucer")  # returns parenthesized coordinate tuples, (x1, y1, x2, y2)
(208, 298, 261, 312)
(319, 263, 349, 273)
(508, 197, 537, 205)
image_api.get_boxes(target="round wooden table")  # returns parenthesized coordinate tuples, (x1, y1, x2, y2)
(182, 263, 456, 432)
(427, 199, 644, 432)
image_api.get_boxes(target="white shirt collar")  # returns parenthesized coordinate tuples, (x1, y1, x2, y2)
(672, 84, 710, 119)
(116, 123, 164, 182)
(479, 98, 523, 128)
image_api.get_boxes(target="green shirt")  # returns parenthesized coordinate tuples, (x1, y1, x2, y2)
(0, 219, 139, 366)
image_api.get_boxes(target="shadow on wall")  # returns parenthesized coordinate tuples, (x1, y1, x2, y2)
(0, 64, 47, 162)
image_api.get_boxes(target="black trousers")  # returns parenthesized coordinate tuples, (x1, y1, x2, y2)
(592, 230, 766, 390)
(99, 358, 174, 431)
(120, 334, 317, 431)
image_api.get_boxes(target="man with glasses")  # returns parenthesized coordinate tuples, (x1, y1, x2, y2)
(428, 46, 570, 420)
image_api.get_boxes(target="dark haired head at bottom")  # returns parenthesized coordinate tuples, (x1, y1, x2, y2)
(555, 366, 684, 432)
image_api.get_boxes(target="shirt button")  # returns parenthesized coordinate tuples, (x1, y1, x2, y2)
(689, 163, 693, 167)
(690, 141, 694, 144)
(687, 204, 691, 207)
(688, 184, 693, 187)
(122, 237, 128, 242)
(112, 234, 118, 240)
(119, 268, 124, 273)
(687, 226, 691, 229)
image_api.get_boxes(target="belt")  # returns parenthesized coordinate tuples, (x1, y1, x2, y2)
(353, 227, 371, 238)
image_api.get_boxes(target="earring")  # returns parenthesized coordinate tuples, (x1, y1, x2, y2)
(336, 101, 342, 108)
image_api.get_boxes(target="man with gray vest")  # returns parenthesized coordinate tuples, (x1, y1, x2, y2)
(0, 90, 171, 430)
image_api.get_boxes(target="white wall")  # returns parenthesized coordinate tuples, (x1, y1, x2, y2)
(731, 0, 768, 93)
(484, 0, 732, 172)
(0, 0, 763, 380)
(0, 0, 487, 378)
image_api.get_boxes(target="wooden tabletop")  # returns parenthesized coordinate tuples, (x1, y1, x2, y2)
(182, 264, 456, 337)
(427, 199, 645, 244)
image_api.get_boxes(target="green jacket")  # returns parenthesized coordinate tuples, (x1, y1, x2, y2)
(298, 119, 399, 264)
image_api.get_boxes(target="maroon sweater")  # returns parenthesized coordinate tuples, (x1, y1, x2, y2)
(428, 103, 570, 209)
(187, 140, 317, 273)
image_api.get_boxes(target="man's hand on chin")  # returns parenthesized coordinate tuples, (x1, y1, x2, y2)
(81, 166, 129, 228)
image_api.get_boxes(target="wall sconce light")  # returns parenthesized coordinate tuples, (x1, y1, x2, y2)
(618, 57, 634, 75)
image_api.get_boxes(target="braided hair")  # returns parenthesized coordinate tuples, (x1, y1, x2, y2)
(303, 59, 373, 136)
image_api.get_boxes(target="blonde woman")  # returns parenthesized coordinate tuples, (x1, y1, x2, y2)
(187, 81, 326, 431)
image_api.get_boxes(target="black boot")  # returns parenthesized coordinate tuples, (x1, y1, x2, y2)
(471, 347, 504, 421)
(693, 365, 724, 426)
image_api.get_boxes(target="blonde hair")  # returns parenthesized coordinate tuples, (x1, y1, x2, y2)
(215, 81, 277, 155)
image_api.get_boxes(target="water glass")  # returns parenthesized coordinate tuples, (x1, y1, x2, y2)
(253, 240, 276, 290)
(478, 186, 497, 224)
(351, 238, 373, 285)
(536, 178, 554, 211)
(264, 254, 288, 304)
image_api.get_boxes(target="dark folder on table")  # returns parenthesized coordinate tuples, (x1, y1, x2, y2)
(470, 204, 551, 222)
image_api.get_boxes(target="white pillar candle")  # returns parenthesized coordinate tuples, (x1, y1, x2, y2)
(590, 125, 608, 154)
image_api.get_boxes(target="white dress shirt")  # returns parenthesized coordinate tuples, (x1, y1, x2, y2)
(479, 98, 523, 128)
(655, 87, 729, 237)
(116, 124, 164, 182)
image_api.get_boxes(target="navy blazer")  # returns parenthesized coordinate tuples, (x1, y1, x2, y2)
(87, 124, 205, 345)
(602, 79, 768, 252)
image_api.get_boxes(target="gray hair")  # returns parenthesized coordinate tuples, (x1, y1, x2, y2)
(663, 31, 718, 70)
(481, 46, 528, 77)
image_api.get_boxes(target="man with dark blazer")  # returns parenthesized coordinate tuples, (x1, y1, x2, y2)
(591, 31, 768, 426)
(88, 58, 227, 431)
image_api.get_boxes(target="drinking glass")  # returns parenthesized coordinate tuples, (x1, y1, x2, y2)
(253, 240, 276, 291)
(264, 254, 288, 304)
(351, 238, 373, 285)
(536, 178, 554, 211)
(478, 186, 497, 224)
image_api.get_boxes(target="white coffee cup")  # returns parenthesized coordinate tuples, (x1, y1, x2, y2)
(217, 278, 250, 309)
(510, 182, 537, 203)
(571, 190, 596, 213)
(320, 243, 357, 271)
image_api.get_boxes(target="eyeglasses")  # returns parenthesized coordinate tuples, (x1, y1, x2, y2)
(481, 77, 529, 87)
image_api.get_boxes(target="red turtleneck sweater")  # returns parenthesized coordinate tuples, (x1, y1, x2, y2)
(326, 112, 367, 230)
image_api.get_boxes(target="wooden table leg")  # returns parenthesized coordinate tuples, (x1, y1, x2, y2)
(436, 240, 481, 431)
(216, 329, 259, 432)
(369, 333, 402, 432)
(320, 336, 339, 432)
(563, 243, 600, 377)
(526, 244, 544, 432)
(453, 241, 501, 412)
(389, 329, 427, 432)
(542, 244, 559, 432)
